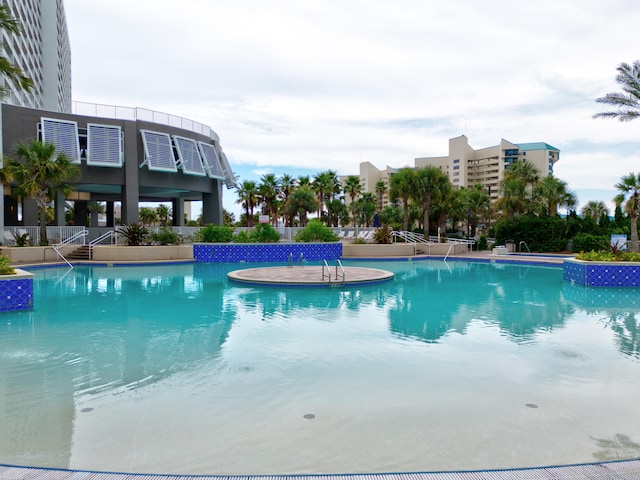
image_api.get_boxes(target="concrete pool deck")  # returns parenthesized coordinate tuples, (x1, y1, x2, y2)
(228, 265, 395, 286)
(2, 459, 640, 479)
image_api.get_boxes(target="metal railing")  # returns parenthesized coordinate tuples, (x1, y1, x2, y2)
(322, 259, 346, 284)
(89, 230, 118, 259)
(46, 229, 89, 267)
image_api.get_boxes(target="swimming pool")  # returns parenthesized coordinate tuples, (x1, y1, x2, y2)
(1, 260, 639, 475)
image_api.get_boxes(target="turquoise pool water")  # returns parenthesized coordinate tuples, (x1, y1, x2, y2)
(1, 260, 640, 475)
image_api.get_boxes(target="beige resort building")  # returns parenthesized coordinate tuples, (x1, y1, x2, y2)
(344, 135, 560, 207)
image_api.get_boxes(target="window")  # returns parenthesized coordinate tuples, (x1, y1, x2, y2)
(87, 123, 123, 167)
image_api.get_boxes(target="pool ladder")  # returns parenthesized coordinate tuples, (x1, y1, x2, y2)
(322, 259, 345, 285)
(288, 252, 305, 267)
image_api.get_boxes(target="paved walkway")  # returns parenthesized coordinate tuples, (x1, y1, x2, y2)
(2, 460, 639, 479)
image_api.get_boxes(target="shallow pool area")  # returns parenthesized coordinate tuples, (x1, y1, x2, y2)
(1, 260, 640, 475)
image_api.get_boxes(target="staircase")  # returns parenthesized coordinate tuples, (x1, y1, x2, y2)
(66, 245, 91, 260)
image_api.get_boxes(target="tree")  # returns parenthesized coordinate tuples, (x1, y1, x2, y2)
(156, 204, 171, 226)
(614, 172, 640, 252)
(355, 192, 377, 227)
(279, 174, 296, 227)
(594, 61, 640, 122)
(312, 170, 334, 220)
(581, 200, 609, 223)
(389, 167, 416, 232)
(375, 180, 387, 211)
(413, 166, 450, 238)
(534, 175, 577, 216)
(139, 206, 158, 226)
(235, 180, 259, 227)
(0, 5, 33, 98)
(2, 140, 79, 244)
(461, 184, 491, 237)
(343, 175, 362, 227)
(285, 186, 318, 227)
(258, 173, 280, 226)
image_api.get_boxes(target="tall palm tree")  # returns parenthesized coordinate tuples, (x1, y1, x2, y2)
(594, 61, 640, 122)
(139, 206, 159, 226)
(279, 174, 296, 227)
(389, 167, 416, 232)
(462, 184, 491, 237)
(285, 186, 318, 227)
(343, 175, 362, 227)
(312, 171, 333, 219)
(356, 192, 377, 227)
(2, 140, 79, 244)
(258, 173, 280, 225)
(375, 180, 387, 211)
(235, 180, 259, 227)
(614, 172, 640, 252)
(0, 5, 33, 97)
(413, 166, 450, 238)
(534, 175, 577, 216)
(581, 200, 609, 223)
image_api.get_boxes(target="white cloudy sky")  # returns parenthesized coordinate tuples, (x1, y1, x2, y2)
(63, 0, 640, 217)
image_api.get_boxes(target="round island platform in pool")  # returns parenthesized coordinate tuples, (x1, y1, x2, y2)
(228, 265, 394, 286)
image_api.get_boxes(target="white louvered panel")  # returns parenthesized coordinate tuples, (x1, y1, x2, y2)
(140, 130, 177, 172)
(197, 141, 224, 179)
(173, 136, 206, 176)
(87, 123, 123, 167)
(41, 117, 81, 163)
(219, 151, 237, 188)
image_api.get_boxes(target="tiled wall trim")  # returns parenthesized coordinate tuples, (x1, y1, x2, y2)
(194, 243, 343, 263)
(0, 273, 34, 312)
(564, 259, 640, 287)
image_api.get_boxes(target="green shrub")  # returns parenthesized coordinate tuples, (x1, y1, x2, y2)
(352, 237, 366, 244)
(571, 233, 608, 253)
(195, 224, 233, 243)
(150, 227, 182, 245)
(294, 220, 339, 242)
(252, 224, 281, 243)
(477, 235, 488, 251)
(494, 215, 568, 252)
(576, 250, 640, 262)
(118, 223, 149, 246)
(233, 230, 254, 243)
(373, 224, 393, 244)
(0, 255, 15, 275)
(13, 232, 31, 247)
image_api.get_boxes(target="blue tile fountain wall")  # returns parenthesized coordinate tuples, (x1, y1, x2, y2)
(0, 274, 33, 312)
(193, 242, 343, 263)
(564, 259, 640, 287)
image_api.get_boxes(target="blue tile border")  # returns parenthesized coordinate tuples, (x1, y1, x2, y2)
(194, 242, 342, 263)
(0, 270, 33, 312)
(564, 259, 640, 287)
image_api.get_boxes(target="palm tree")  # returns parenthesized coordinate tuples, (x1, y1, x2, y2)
(495, 177, 527, 221)
(139, 207, 158, 226)
(312, 171, 333, 219)
(2, 140, 79, 244)
(534, 175, 577, 216)
(258, 173, 280, 225)
(375, 180, 387, 211)
(285, 186, 318, 227)
(594, 61, 640, 122)
(156, 204, 171, 226)
(581, 200, 609, 223)
(279, 174, 296, 227)
(356, 192, 377, 227)
(614, 172, 640, 252)
(462, 184, 491, 237)
(413, 166, 450, 238)
(235, 180, 259, 227)
(389, 167, 416, 232)
(343, 175, 362, 227)
(0, 5, 33, 97)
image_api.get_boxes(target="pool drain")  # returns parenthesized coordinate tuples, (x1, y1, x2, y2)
(303, 413, 316, 419)
(525, 403, 539, 409)
(80, 407, 94, 413)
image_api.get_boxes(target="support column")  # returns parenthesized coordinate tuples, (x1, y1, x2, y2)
(202, 181, 223, 225)
(22, 198, 38, 226)
(74, 201, 88, 226)
(54, 191, 66, 226)
(106, 201, 115, 227)
(121, 123, 139, 225)
(172, 198, 185, 226)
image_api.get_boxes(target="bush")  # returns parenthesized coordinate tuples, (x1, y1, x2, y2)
(252, 224, 281, 243)
(13, 232, 30, 247)
(195, 224, 233, 243)
(373, 224, 393, 244)
(576, 250, 640, 262)
(118, 223, 149, 246)
(571, 233, 608, 253)
(494, 215, 568, 252)
(150, 227, 182, 245)
(294, 220, 339, 242)
(477, 235, 488, 251)
(0, 255, 15, 275)
(233, 230, 254, 243)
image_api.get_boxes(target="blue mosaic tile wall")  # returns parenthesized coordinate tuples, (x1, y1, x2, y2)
(0, 277, 33, 312)
(564, 259, 640, 287)
(193, 243, 343, 263)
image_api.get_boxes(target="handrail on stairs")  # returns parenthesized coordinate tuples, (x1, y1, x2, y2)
(45, 229, 89, 267)
(89, 230, 117, 259)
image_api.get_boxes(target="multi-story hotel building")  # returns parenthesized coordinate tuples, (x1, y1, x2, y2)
(0, 0, 234, 230)
(415, 135, 559, 202)
(345, 135, 560, 207)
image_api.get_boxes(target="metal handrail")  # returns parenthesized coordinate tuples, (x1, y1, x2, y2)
(335, 259, 345, 283)
(89, 230, 117, 259)
(321, 259, 330, 281)
(444, 244, 454, 261)
(46, 229, 89, 267)
(519, 241, 531, 253)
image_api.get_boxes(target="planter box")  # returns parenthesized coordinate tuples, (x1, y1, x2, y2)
(342, 242, 468, 257)
(0, 268, 33, 311)
(92, 245, 193, 262)
(564, 258, 640, 287)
